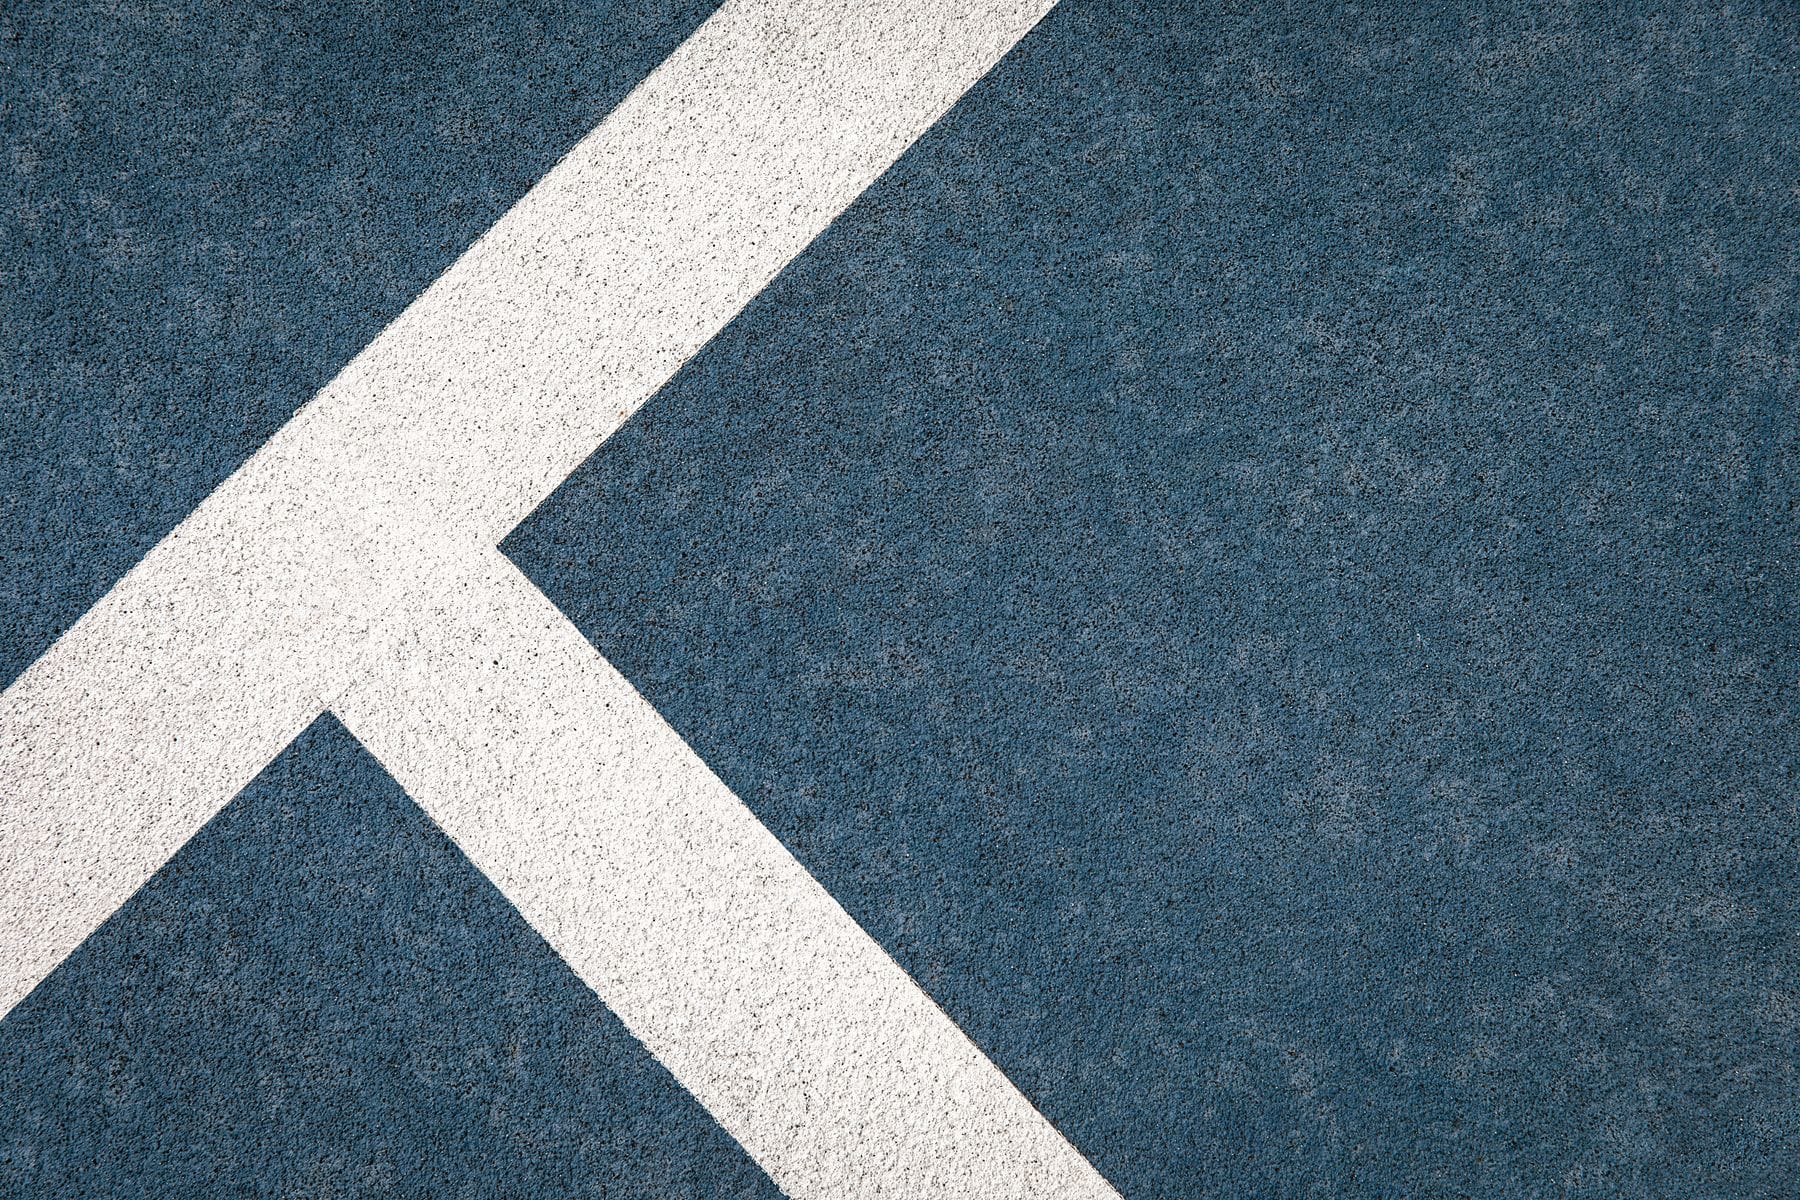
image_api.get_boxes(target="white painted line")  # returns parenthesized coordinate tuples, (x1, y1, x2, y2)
(2, 0, 1117, 1194)
(337, 547, 1115, 1197)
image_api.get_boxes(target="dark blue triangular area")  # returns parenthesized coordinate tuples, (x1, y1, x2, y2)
(0, 715, 779, 1200)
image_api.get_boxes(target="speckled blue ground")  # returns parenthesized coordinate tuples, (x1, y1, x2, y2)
(5, 2, 1798, 1197)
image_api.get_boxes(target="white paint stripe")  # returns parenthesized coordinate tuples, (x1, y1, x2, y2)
(336, 547, 1115, 1197)
(2, 0, 1049, 1019)
(3, 0, 1116, 1194)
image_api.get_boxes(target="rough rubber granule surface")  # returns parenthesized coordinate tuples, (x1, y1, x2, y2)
(4, 1, 1798, 1197)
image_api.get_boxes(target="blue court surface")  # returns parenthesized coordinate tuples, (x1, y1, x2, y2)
(3, 2, 1796, 1197)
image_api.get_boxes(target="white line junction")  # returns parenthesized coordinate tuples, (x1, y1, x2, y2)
(0, 1, 1121, 1196)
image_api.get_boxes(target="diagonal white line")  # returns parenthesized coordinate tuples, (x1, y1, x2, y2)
(336, 547, 1114, 1197)
(1, 0, 1118, 1194)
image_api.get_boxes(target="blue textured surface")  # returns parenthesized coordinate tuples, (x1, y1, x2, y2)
(3, 0, 1798, 1196)
(0, 0, 718, 687)
(0, 716, 778, 1199)
(508, 2, 1800, 1196)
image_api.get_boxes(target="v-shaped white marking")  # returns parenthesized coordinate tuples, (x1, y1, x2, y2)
(0, 1, 1117, 1195)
